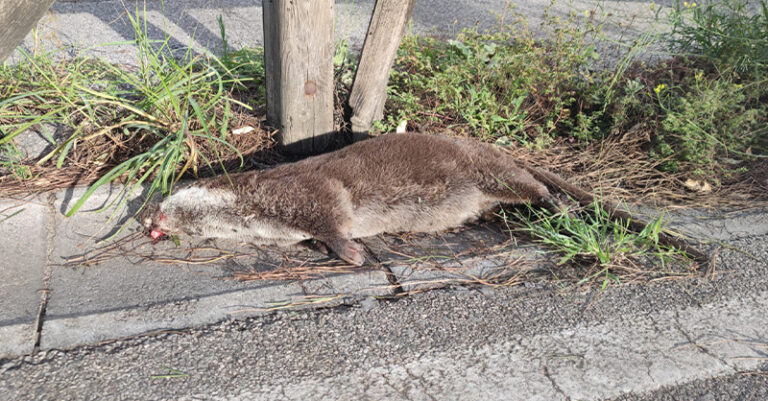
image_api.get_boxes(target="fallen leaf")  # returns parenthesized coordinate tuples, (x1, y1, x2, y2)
(683, 178, 712, 193)
(396, 120, 408, 134)
(232, 126, 255, 135)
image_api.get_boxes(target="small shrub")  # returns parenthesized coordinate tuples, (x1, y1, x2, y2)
(653, 72, 763, 171)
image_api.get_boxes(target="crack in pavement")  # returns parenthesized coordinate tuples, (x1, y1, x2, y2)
(32, 194, 57, 353)
(543, 365, 571, 401)
(404, 366, 438, 401)
(672, 309, 736, 373)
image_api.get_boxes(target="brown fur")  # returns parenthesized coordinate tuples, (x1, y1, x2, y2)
(144, 133, 707, 265)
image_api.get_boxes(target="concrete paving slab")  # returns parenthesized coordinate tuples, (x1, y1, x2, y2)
(0, 200, 48, 324)
(359, 221, 554, 292)
(39, 279, 302, 350)
(0, 200, 49, 357)
(300, 269, 393, 297)
(389, 248, 549, 293)
(0, 325, 36, 359)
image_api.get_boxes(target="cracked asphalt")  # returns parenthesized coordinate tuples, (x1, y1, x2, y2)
(2, 233, 767, 400)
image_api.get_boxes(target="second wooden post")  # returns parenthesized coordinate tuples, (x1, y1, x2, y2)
(348, 0, 416, 136)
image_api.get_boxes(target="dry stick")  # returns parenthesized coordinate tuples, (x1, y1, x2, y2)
(524, 165, 710, 264)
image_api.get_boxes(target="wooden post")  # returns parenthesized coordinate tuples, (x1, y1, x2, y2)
(262, 0, 335, 155)
(0, 0, 56, 62)
(348, 0, 416, 136)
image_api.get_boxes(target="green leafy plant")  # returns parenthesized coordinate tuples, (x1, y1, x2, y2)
(651, 72, 763, 172)
(379, 3, 615, 143)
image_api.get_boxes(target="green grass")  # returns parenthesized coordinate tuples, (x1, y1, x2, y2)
(668, 0, 768, 80)
(508, 200, 683, 288)
(0, 143, 32, 180)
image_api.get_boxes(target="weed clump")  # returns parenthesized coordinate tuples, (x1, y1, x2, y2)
(379, 8, 610, 145)
(0, 8, 273, 212)
(509, 200, 689, 288)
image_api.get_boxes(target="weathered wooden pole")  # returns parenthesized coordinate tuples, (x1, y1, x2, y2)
(0, 0, 56, 62)
(348, 0, 416, 136)
(262, 0, 335, 155)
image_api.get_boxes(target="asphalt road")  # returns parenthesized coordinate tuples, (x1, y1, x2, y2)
(2, 233, 767, 400)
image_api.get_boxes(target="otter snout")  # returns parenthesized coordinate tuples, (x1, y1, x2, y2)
(141, 205, 171, 241)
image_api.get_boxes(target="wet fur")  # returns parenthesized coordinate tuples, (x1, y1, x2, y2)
(144, 133, 707, 265)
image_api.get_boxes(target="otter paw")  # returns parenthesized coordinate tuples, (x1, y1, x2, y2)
(328, 239, 365, 266)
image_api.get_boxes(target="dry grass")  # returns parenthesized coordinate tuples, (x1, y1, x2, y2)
(498, 126, 768, 209)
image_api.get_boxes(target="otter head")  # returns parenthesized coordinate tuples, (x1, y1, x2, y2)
(141, 186, 237, 242)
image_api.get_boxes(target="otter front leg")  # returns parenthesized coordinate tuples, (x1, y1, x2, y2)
(289, 178, 364, 265)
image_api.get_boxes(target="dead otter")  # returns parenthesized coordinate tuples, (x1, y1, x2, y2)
(143, 133, 707, 265)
